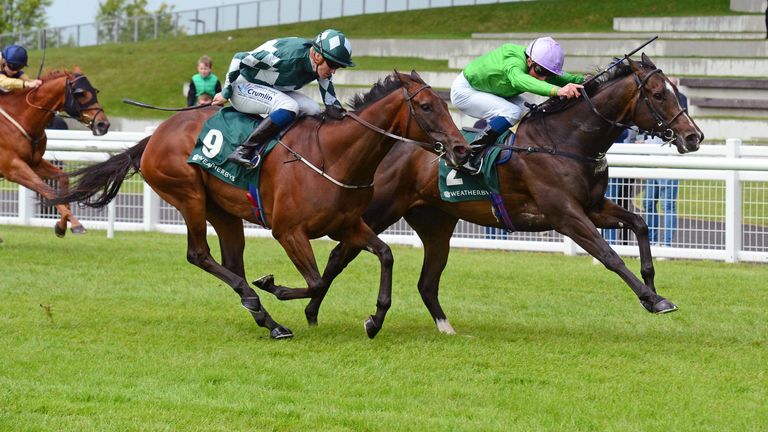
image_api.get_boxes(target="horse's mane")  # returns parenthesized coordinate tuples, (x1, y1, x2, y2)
(347, 73, 405, 112)
(531, 60, 636, 115)
(41, 70, 69, 81)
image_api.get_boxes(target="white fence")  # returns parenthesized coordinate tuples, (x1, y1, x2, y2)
(1, 131, 767, 263)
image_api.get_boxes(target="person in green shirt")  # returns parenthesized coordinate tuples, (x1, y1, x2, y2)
(450, 36, 585, 149)
(187, 55, 221, 107)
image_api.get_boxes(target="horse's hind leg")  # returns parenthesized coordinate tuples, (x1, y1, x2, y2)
(204, 207, 290, 337)
(4, 158, 79, 237)
(34, 159, 86, 235)
(405, 206, 460, 335)
(589, 199, 657, 292)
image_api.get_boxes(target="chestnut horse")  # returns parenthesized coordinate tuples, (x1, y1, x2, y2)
(310, 54, 705, 334)
(49, 71, 470, 339)
(0, 69, 110, 236)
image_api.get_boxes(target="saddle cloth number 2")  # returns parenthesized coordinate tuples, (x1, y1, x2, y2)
(446, 169, 465, 187)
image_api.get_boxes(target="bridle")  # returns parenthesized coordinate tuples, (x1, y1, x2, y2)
(25, 73, 105, 131)
(581, 60, 689, 143)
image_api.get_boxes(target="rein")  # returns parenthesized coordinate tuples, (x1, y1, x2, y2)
(345, 86, 447, 155)
(279, 83, 450, 189)
(0, 104, 40, 144)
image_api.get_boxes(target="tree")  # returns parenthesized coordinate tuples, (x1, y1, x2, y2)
(96, 0, 179, 44)
(0, 0, 52, 33)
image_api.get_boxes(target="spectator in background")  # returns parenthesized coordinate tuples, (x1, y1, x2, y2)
(643, 77, 687, 246)
(187, 55, 221, 106)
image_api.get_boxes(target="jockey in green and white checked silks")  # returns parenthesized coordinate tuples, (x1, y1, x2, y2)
(214, 29, 355, 170)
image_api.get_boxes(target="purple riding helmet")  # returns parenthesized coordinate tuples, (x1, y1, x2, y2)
(525, 37, 565, 76)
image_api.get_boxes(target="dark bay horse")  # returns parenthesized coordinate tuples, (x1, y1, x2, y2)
(0, 69, 110, 236)
(49, 71, 470, 339)
(310, 54, 704, 334)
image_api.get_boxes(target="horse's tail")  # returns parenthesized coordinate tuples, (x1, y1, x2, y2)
(47, 136, 150, 208)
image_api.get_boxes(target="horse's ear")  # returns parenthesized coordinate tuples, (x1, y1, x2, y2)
(73, 65, 82, 74)
(640, 53, 656, 69)
(410, 70, 422, 82)
(393, 69, 404, 84)
(627, 56, 642, 73)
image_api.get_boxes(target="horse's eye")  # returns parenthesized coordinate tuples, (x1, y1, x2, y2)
(653, 92, 663, 101)
(420, 103, 432, 112)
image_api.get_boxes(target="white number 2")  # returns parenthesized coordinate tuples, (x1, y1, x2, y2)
(446, 169, 464, 187)
(202, 128, 224, 158)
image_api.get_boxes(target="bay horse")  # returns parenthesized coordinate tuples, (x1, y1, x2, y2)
(310, 54, 705, 334)
(0, 69, 110, 237)
(49, 71, 470, 339)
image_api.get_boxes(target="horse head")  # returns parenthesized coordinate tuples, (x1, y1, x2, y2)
(627, 54, 703, 154)
(39, 68, 110, 136)
(394, 70, 470, 167)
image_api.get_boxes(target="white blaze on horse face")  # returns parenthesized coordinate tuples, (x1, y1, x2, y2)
(665, 80, 676, 99)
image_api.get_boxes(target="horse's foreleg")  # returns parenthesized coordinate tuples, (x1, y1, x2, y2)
(404, 206, 460, 335)
(336, 219, 394, 339)
(589, 199, 657, 292)
(304, 242, 364, 326)
(34, 160, 85, 235)
(555, 207, 675, 314)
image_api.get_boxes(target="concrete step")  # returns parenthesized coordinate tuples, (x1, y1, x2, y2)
(680, 78, 768, 101)
(473, 31, 768, 40)
(730, 0, 767, 13)
(613, 15, 765, 32)
(356, 37, 768, 60)
(688, 95, 768, 118)
(448, 55, 768, 78)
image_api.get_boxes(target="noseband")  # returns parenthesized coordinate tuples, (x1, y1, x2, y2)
(345, 84, 447, 155)
(581, 64, 688, 142)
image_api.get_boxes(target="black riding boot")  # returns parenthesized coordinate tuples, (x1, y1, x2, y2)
(227, 118, 282, 169)
(469, 125, 502, 152)
(458, 126, 502, 174)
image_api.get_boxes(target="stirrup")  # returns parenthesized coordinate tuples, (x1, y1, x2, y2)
(245, 154, 261, 170)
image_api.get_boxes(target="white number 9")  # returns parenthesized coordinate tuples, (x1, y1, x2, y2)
(202, 128, 224, 158)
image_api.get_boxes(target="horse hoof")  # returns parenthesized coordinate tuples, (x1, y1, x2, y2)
(54, 223, 66, 238)
(252, 274, 274, 291)
(71, 225, 87, 235)
(305, 310, 319, 326)
(364, 316, 380, 339)
(270, 326, 294, 340)
(653, 299, 678, 314)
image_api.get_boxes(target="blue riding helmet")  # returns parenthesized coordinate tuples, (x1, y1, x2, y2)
(2, 45, 29, 68)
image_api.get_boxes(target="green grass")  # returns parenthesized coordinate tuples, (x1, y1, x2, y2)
(1, 225, 766, 431)
(25, 0, 731, 119)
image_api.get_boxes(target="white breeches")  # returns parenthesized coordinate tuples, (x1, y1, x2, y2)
(229, 75, 321, 117)
(450, 72, 528, 124)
